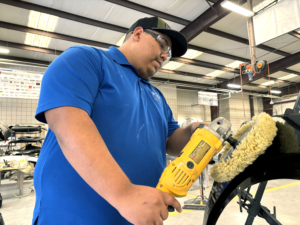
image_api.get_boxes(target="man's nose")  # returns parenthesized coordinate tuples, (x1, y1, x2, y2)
(160, 52, 168, 62)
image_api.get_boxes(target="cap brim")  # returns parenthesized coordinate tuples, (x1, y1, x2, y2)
(152, 29, 187, 57)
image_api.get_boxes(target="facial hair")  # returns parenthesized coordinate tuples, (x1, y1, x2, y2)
(137, 57, 161, 80)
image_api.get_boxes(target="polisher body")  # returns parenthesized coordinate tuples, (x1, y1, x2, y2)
(156, 127, 224, 197)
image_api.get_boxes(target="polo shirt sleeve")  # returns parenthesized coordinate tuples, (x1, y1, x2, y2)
(35, 46, 102, 123)
(165, 103, 180, 137)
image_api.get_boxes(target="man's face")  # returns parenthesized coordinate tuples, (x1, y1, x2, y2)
(135, 29, 172, 80)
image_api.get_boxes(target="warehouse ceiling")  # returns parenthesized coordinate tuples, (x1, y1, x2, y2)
(0, 0, 300, 96)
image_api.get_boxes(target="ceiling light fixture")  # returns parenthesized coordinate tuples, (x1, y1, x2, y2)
(28, 11, 58, 31)
(278, 74, 298, 80)
(227, 83, 241, 88)
(226, 60, 244, 69)
(221, 0, 254, 17)
(270, 90, 281, 94)
(181, 49, 203, 59)
(261, 80, 275, 86)
(162, 61, 184, 70)
(206, 70, 225, 77)
(25, 33, 51, 48)
(0, 49, 9, 53)
(25, 11, 58, 48)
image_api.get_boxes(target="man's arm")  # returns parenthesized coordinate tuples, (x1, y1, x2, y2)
(166, 122, 209, 156)
(45, 106, 181, 225)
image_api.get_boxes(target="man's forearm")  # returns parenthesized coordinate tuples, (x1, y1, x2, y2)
(45, 107, 133, 208)
(166, 122, 208, 156)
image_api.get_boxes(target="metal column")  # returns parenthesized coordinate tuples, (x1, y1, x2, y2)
(247, 0, 256, 66)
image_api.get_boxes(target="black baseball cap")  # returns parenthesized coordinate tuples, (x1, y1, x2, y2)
(127, 17, 187, 57)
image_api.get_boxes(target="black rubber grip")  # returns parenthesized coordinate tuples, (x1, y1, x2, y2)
(167, 205, 175, 212)
(227, 136, 239, 148)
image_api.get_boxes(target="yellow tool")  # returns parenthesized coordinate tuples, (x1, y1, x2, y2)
(157, 117, 234, 201)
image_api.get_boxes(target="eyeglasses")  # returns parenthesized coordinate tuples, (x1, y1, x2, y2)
(144, 29, 172, 65)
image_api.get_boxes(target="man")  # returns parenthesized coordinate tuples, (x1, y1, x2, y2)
(32, 17, 201, 225)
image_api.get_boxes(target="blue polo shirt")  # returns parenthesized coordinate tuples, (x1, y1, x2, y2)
(33, 46, 179, 225)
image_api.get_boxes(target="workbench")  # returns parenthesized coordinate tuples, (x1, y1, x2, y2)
(0, 166, 27, 195)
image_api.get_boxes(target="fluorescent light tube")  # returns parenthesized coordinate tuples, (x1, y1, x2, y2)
(181, 49, 203, 59)
(25, 33, 51, 48)
(162, 61, 184, 70)
(261, 80, 275, 86)
(278, 74, 298, 80)
(226, 60, 244, 69)
(0, 49, 9, 53)
(271, 90, 281, 94)
(221, 0, 254, 17)
(28, 11, 58, 32)
(227, 83, 241, 88)
(206, 70, 225, 77)
(25, 11, 58, 48)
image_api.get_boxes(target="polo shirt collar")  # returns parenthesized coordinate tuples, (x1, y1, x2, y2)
(107, 46, 151, 84)
(107, 46, 131, 66)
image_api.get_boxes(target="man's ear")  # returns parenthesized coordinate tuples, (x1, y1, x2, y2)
(132, 27, 144, 42)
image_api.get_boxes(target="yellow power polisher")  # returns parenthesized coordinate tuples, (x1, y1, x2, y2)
(157, 117, 236, 211)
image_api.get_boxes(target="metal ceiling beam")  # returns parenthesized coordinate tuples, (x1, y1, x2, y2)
(205, 28, 291, 57)
(0, 55, 50, 66)
(0, 20, 251, 64)
(180, 0, 247, 42)
(188, 44, 248, 62)
(0, 40, 63, 55)
(160, 69, 226, 82)
(176, 86, 209, 91)
(289, 31, 300, 39)
(217, 50, 300, 89)
(151, 77, 212, 88)
(160, 69, 265, 88)
(4, 1, 296, 81)
(261, 76, 296, 85)
(0, 0, 290, 64)
(248, 50, 300, 82)
(101, 0, 249, 62)
(281, 69, 300, 76)
(0, 52, 265, 90)
(205, 27, 249, 43)
(244, 83, 267, 89)
(0, 39, 240, 77)
(176, 86, 265, 95)
(172, 57, 239, 73)
(279, 83, 300, 96)
(0, 0, 128, 33)
(0, 39, 286, 90)
(0, 39, 240, 83)
(160, 69, 227, 82)
(104, 0, 190, 26)
(0, 21, 113, 49)
(207, 0, 219, 3)
(105, 0, 247, 42)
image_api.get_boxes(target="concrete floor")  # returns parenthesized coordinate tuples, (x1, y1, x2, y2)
(165, 179, 300, 225)
(0, 179, 36, 225)
(0, 176, 300, 225)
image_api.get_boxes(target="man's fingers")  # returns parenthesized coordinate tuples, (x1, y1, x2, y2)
(162, 193, 182, 213)
(154, 218, 163, 225)
(160, 206, 169, 220)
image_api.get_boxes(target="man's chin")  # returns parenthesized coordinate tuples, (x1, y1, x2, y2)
(137, 68, 156, 80)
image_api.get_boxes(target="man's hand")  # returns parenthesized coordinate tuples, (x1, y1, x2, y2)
(167, 122, 209, 156)
(115, 184, 182, 225)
